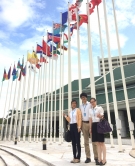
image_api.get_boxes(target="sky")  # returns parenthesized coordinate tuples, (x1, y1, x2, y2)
(0, 0, 135, 118)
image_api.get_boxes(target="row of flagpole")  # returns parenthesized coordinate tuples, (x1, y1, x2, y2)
(0, 0, 134, 151)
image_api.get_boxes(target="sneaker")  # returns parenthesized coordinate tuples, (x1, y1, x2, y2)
(85, 158, 91, 163)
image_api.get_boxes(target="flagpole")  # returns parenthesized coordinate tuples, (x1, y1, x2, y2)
(50, 22, 54, 145)
(103, 0, 123, 152)
(23, 62, 32, 142)
(96, 5, 114, 148)
(43, 34, 48, 139)
(112, 0, 135, 149)
(76, 7, 84, 148)
(36, 62, 43, 142)
(46, 58, 51, 142)
(18, 63, 27, 142)
(4, 80, 15, 141)
(0, 81, 3, 101)
(33, 67, 41, 142)
(8, 77, 18, 141)
(13, 71, 23, 141)
(0, 79, 10, 140)
(86, 1, 96, 97)
(28, 61, 36, 142)
(53, 59, 57, 143)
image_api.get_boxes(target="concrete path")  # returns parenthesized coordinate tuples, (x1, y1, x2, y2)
(0, 141, 135, 166)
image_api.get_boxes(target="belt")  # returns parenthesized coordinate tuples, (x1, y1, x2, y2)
(82, 121, 89, 123)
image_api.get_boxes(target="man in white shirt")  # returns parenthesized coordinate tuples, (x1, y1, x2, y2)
(80, 93, 98, 164)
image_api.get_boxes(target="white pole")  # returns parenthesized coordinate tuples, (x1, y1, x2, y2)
(103, 0, 123, 152)
(46, 58, 51, 142)
(13, 71, 23, 141)
(0, 81, 3, 100)
(39, 61, 45, 142)
(96, 6, 114, 148)
(18, 64, 27, 142)
(1, 80, 10, 140)
(86, 0, 96, 97)
(28, 63, 36, 142)
(23, 64, 32, 142)
(112, 0, 135, 149)
(53, 60, 57, 143)
(8, 78, 18, 141)
(36, 64, 43, 142)
(43, 57, 48, 139)
(33, 68, 41, 142)
(76, 8, 84, 148)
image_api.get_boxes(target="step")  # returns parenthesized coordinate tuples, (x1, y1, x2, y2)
(0, 156, 6, 166)
(0, 147, 48, 166)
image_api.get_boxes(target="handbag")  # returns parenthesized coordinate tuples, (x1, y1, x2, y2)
(64, 130, 71, 142)
(97, 118, 112, 134)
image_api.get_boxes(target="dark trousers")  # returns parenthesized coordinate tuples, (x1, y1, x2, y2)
(70, 123, 81, 159)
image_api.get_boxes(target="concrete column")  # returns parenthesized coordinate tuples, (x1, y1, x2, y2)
(118, 111, 127, 137)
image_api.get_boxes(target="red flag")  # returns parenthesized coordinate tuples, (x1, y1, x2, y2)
(42, 40, 51, 56)
(69, 4, 77, 22)
(40, 54, 48, 63)
(36, 63, 41, 69)
(91, 0, 102, 6)
(18, 71, 22, 81)
(79, 14, 88, 27)
(89, 0, 102, 14)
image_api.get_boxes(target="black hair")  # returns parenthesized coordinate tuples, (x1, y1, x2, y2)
(90, 97, 97, 102)
(80, 92, 87, 98)
(71, 99, 77, 104)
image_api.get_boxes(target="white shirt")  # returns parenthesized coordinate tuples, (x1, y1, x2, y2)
(89, 106, 104, 122)
(69, 108, 77, 124)
(80, 102, 92, 121)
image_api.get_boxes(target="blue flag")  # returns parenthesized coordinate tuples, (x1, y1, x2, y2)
(62, 11, 68, 25)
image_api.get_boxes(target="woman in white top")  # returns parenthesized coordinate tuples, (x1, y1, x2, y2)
(63, 99, 82, 163)
(89, 98, 106, 165)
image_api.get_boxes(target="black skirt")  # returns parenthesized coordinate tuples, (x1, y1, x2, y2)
(92, 122, 104, 142)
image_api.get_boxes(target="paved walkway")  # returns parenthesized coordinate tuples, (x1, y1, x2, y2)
(0, 140, 135, 166)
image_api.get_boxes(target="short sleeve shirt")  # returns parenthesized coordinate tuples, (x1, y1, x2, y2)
(80, 102, 92, 121)
(89, 106, 104, 122)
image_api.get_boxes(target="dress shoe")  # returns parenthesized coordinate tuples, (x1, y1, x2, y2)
(85, 158, 91, 163)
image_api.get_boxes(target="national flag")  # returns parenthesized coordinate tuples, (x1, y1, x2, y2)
(40, 54, 47, 63)
(53, 24, 67, 35)
(22, 65, 26, 76)
(28, 64, 37, 73)
(8, 67, 11, 80)
(42, 40, 51, 56)
(57, 42, 67, 51)
(91, 0, 102, 6)
(62, 11, 68, 25)
(47, 33, 61, 43)
(70, 23, 77, 36)
(50, 45, 57, 52)
(52, 50, 61, 55)
(36, 44, 43, 53)
(79, 14, 88, 27)
(75, 0, 83, 8)
(69, 4, 77, 22)
(17, 60, 21, 69)
(27, 51, 39, 64)
(13, 70, 18, 81)
(36, 63, 42, 69)
(2, 69, 8, 81)
(18, 71, 22, 81)
(63, 33, 68, 43)
(12, 65, 16, 76)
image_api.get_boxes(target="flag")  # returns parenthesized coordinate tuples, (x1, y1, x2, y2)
(2, 69, 8, 81)
(53, 24, 67, 35)
(27, 51, 39, 64)
(57, 42, 67, 51)
(75, 0, 83, 8)
(79, 14, 88, 27)
(36, 63, 42, 69)
(69, 4, 77, 22)
(28, 64, 37, 73)
(50, 45, 57, 52)
(91, 0, 102, 6)
(22, 65, 26, 76)
(8, 67, 11, 80)
(18, 71, 22, 81)
(12, 65, 16, 76)
(70, 23, 77, 36)
(63, 33, 68, 43)
(40, 54, 47, 63)
(62, 11, 68, 25)
(22, 56, 24, 68)
(52, 50, 61, 55)
(36, 44, 43, 53)
(47, 33, 61, 43)
(13, 70, 18, 81)
(17, 60, 21, 69)
(42, 40, 51, 56)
